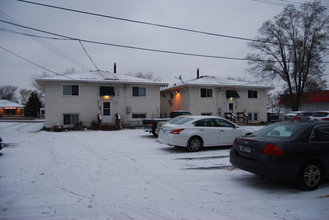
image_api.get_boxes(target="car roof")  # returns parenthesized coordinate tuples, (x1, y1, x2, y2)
(183, 115, 225, 119)
(287, 111, 313, 113)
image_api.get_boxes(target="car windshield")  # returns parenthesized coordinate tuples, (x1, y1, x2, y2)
(172, 118, 194, 125)
(252, 124, 303, 138)
(311, 112, 329, 117)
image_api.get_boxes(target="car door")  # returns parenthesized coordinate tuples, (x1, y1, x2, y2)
(193, 119, 220, 146)
(214, 118, 241, 145)
(309, 125, 329, 167)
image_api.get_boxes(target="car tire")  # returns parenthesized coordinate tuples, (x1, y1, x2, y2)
(187, 137, 203, 152)
(297, 161, 323, 191)
(152, 128, 158, 137)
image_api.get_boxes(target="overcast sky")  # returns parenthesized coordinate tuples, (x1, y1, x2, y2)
(1, 0, 328, 91)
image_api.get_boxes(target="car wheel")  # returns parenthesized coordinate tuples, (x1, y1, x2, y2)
(152, 128, 158, 137)
(297, 161, 322, 191)
(187, 137, 203, 152)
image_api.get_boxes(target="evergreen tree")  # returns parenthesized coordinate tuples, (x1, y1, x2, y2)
(24, 92, 42, 117)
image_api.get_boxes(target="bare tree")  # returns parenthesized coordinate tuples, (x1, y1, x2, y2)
(62, 67, 77, 75)
(267, 92, 283, 114)
(247, 1, 329, 110)
(19, 89, 34, 105)
(0, 85, 18, 101)
(128, 72, 162, 81)
(31, 71, 54, 93)
(31, 68, 76, 94)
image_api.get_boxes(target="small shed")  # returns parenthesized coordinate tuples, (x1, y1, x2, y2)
(0, 100, 24, 118)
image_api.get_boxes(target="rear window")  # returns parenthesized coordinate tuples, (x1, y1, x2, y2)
(302, 112, 313, 116)
(253, 124, 302, 138)
(168, 116, 186, 124)
(286, 113, 297, 117)
(172, 118, 193, 125)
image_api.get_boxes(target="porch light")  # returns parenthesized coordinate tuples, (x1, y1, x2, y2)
(101, 95, 112, 100)
(226, 90, 240, 99)
(100, 86, 115, 100)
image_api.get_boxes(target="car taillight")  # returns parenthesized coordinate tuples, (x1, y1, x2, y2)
(321, 118, 329, 121)
(294, 116, 301, 120)
(262, 143, 285, 156)
(232, 140, 237, 148)
(170, 128, 184, 134)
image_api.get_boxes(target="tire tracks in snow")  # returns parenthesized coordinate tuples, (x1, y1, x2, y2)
(175, 153, 236, 171)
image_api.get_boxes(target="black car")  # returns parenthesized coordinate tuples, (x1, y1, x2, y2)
(230, 121, 329, 190)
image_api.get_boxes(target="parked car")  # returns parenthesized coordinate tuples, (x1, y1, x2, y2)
(230, 121, 329, 190)
(0, 137, 3, 151)
(159, 116, 254, 152)
(143, 110, 191, 137)
(155, 115, 189, 136)
(283, 111, 313, 121)
(309, 111, 329, 121)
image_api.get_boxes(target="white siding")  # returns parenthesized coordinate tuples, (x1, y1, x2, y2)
(160, 86, 269, 122)
(44, 82, 161, 128)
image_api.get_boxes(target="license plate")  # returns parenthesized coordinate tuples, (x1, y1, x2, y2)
(239, 145, 253, 153)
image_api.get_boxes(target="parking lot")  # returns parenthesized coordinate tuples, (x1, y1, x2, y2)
(0, 122, 328, 220)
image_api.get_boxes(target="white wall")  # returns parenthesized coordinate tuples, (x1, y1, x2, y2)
(160, 86, 269, 122)
(44, 82, 161, 128)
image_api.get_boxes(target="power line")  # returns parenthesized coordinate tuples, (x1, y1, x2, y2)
(1, 19, 328, 64)
(78, 40, 99, 71)
(0, 45, 88, 82)
(0, 19, 251, 61)
(0, 27, 69, 40)
(252, 0, 329, 10)
(15, 0, 329, 48)
(0, 45, 60, 75)
(0, 9, 91, 71)
(15, 0, 263, 44)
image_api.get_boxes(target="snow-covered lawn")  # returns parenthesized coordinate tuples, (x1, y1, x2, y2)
(0, 122, 328, 220)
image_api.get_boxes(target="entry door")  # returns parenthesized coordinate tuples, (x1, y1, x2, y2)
(229, 103, 234, 113)
(102, 101, 112, 123)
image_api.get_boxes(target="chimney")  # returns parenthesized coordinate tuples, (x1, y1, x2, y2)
(197, 68, 200, 79)
(114, 63, 117, 74)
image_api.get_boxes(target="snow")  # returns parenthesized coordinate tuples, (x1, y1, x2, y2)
(0, 122, 328, 220)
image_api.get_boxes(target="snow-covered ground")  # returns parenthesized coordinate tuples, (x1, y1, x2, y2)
(0, 122, 328, 220)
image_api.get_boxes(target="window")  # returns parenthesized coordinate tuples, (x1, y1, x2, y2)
(103, 102, 111, 116)
(132, 113, 146, 118)
(200, 88, 212, 97)
(248, 113, 258, 122)
(132, 87, 146, 97)
(311, 125, 329, 142)
(248, 90, 258, 98)
(63, 85, 79, 96)
(194, 119, 216, 127)
(214, 118, 235, 128)
(63, 114, 79, 125)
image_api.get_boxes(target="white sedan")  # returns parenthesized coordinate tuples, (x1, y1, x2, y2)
(158, 115, 253, 152)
